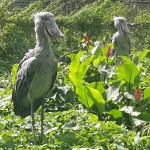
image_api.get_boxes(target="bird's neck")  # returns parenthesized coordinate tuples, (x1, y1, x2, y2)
(36, 32, 50, 48)
(117, 29, 125, 36)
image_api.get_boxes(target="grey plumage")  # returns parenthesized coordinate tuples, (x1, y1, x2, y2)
(12, 12, 64, 143)
(112, 16, 131, 57)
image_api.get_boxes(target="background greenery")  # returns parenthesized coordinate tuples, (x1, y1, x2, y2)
(0, 0, 150, 149)
(0, 0, 149, 57)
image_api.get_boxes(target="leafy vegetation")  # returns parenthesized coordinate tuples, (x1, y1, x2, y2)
(0, 0, 150, 149)
(0, 0, 149, 57)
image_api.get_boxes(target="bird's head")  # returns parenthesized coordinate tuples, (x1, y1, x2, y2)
(113, 16, 131, 34)
(33, 12, 64, 42)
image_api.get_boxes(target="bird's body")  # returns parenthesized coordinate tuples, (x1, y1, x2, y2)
(12, 12, 64, 144)
(112, 31, 130, 57)
(12, 48, 57, 118)
(112, 16, 131, 58)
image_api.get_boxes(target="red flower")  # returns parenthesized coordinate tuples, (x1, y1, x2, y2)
(106, 45, 111, 58)
(134, 89, 142, 99)
(84, 35, 89, 41)
(84, 34, 90, 45)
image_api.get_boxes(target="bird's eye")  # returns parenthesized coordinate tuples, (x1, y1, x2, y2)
(120, 20, 124, 24)
(43, 16, 48, 20)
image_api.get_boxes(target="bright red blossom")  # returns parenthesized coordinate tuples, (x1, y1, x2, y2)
(84, 34, 90, 45)
(134, 89, 142, 99)
(84, 35, 89, 41)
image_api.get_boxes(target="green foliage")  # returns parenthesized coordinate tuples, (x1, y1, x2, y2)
(11, 64, 18, 85)
(1, 36, 150, 148)
(118, 60, 140, 85)
(0, 0, 149, 57)
(1, 100, 150, 149)
(0, 0, 150, 148)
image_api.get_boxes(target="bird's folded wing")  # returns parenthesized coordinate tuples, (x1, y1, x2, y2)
(12, 55, 36, 117)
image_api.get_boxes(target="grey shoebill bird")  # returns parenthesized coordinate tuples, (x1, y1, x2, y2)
(112, 16, 131, 60)
(12, 12, 64, 144)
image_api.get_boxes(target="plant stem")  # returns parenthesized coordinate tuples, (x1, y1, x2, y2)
(126, 83, 131, 129)
(140, 102, 143, 120)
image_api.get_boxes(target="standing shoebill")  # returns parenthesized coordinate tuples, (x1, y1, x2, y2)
(12, 12, 64, 144)
(112, 16, 131, 61)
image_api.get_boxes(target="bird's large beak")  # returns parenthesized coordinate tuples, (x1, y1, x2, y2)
(121, 21, 131, 34)
(45, 20, 64, 42)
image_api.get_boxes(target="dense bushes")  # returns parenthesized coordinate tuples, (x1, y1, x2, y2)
(0, 0, 149, 57)
(0, 0, 150, 148)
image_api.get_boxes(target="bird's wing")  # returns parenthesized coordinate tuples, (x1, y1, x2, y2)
(12, 51, 36, 117)
(19, 49, 35, 67)
(112, 33, 118, 51)
(112, 35, 117, 47)
(50, 62, 57, 90)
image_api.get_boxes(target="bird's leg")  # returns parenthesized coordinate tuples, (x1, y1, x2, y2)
(31, 101, 36, 145)
(41, 99, 45, 143)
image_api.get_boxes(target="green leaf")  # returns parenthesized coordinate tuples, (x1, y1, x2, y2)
(0, 123, 5, 130)
(62, 131, 76, 143)
(118, 62, 140, 84)
(131, 111, 140, 117)
(93, 56, 106, 66)
(107, 109, 122, 119)
(91, 44, 101, 58)
(76, 83, 105, 116)
(77, 55, 94, 79)
(69, 51, 85, 74)
(121, 56, 132, 63)
(5, 140, 15, 148)
(89, 82, 105, 94)
(105, 87, 119, 101)
(76, 84, 94, 108)
(133, 50, 150, 65)
(137, 49, 150, 62)
(69, 53, 94, 86)
(121, 106, 133, 114)
(132, 118, 145, 126)
(87, 86, 105, 115)
(144, 87, 150, 99)
(11, 64, 19, 85)
(139, 112, 150, 121)
(124, 92, 135, 101)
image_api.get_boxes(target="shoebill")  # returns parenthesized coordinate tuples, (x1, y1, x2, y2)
(12, 12, 64, 144)
(112, 16, 131, 62)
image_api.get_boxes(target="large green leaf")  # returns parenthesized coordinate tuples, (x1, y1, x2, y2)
(139, 112, 150, 121)
(121, 106, 133, 114)
(105, 86, 119, 101)
(77, 55, 94, 79)
(144, 87, 150, 99)
(11, 64, 19, 85)
(133, 50, 150, 65)
(0, 122, 5, 130)
(118, 62, 140, 84)
(89, 82, 105, 94)
(91, 44, 102, 58)
(107, 109, 122, 119)
(87, 86, 105, 115)
(93, 56, 106, 66)
(69, 53, 94, 86)
(138, 50, 150, 61)
(76, 83, 105, 116)
(124, 92, 135, 101)
(76, 84, 94, 108)
(69, 51, 85, 74)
